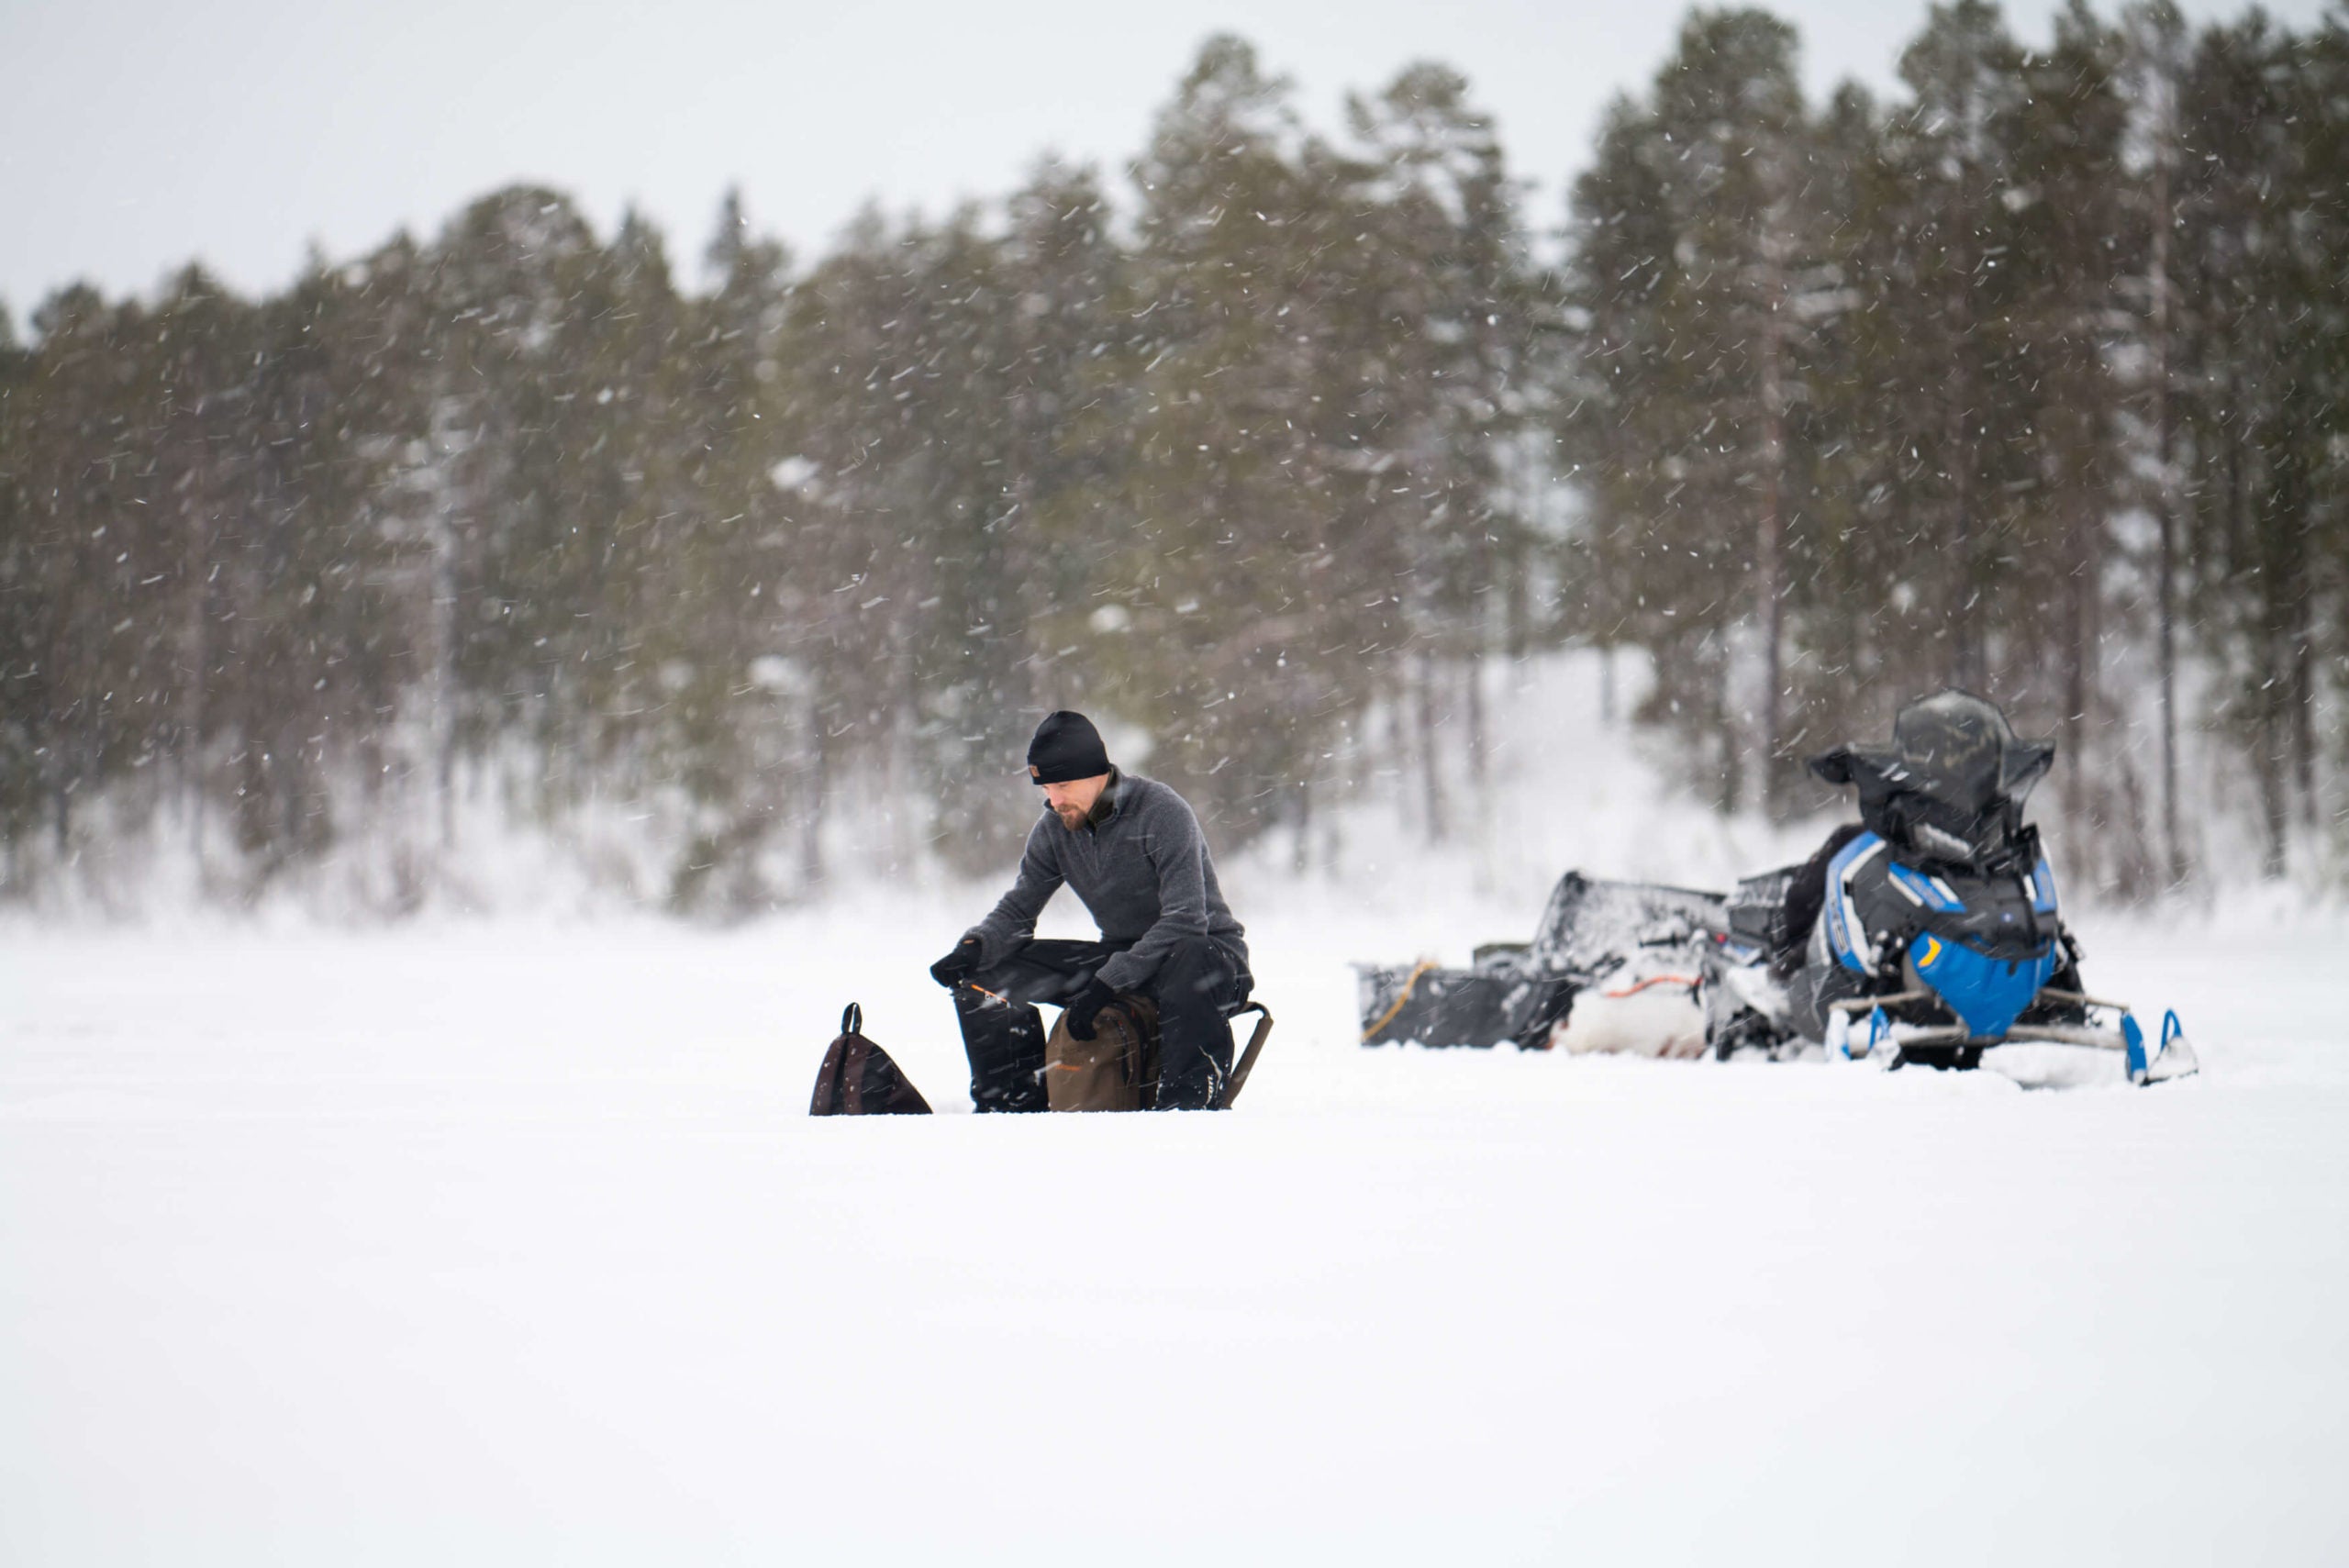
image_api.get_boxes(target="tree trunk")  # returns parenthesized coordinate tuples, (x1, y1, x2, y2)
(1292, 776, 1312, 876)
(1717, 640, 1742, 816)
(1756, 269, 1787, 822)
(2061, 518, 2089, 839)
(2149, 117, 2183, 885)
(181, 501, 209, 873)
(2290, 629, 2316, 829)
(2259, 689, 2288, 879)
(429, 511, 457, 851)
(1417, 651, 1446, 845)
(2282, 443, 2318, 830)
(799, 702, 828, 894)
(1465, 651, 1492, 887)
(1946, 172, 1980, 693)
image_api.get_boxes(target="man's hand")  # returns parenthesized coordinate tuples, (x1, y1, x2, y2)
(1064, 978, 1118, 1040)
(930, 936, 984, 989)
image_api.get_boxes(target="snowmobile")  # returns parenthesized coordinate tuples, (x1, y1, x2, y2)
(1355, 691, 2199, 1085)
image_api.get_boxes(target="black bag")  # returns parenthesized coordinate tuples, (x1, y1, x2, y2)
(809, 1004, 932, 1116)
(1356, 962, 1574, 1051)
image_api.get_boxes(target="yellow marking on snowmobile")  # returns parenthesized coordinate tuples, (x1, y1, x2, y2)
(1919, 935, 1943, 968)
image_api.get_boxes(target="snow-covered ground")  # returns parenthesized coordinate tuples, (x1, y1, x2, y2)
(6, 652, 2343, 1561)
(4, 894, 2345, 1564)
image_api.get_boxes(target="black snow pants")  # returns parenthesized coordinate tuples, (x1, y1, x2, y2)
(953, 935, 1252, 1113)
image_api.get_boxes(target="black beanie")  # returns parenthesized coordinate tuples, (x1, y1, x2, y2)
(1027, 711, 1111, 784)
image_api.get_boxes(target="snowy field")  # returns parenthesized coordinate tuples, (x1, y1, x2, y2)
(4, 892, 2346, 1565)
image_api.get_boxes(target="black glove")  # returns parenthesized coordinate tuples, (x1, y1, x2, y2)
(1064, 978, 1118, 1040)
(930, 935, 984, 989)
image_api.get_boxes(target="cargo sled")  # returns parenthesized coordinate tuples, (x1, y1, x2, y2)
(1355, 873, 1720, 1057)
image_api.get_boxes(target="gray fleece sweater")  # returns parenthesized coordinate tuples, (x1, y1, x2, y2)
(966, 771, 1248, 992)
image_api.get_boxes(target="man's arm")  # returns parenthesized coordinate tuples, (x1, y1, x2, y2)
(1095, 793, 1210, 993)
(965, 817, 1063, 963)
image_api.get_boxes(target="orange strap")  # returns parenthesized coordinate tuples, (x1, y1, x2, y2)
(1601, 974, 1698, 999)
(1361, 961, 1439, 1041)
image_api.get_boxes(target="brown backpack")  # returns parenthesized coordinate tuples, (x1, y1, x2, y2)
(809, 1004, 932, 1116)
(1045, 995, 1161, 1112)
(1043, 995, 1275, 1112)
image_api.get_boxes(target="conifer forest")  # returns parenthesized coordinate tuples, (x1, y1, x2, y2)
(1, 1, 2343, 912)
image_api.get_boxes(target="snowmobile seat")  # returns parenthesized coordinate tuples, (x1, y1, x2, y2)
(1767, 822, 1868, 978)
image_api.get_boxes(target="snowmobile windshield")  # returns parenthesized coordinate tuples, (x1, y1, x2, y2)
(1889, 690, 2054, 813)
(1807, 691, 2054, 869)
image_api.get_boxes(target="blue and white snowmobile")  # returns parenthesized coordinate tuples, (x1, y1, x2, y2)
(1709, 690, 2199, 1084)
(1356, 691, 2199, 1084)
(1701, 690, 2198, 1082)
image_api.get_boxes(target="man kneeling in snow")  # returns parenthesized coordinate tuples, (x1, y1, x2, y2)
(928, 711, 1252, 1113)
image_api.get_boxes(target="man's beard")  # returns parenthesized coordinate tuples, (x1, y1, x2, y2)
(1052, 803, 1086, 830)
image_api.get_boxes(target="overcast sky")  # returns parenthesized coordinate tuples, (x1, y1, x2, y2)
(1, 0, 2329, 317)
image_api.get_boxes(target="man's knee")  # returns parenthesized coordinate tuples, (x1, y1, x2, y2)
(1153, 934, 1237, 1004)
(963, 940, 1097, 1009)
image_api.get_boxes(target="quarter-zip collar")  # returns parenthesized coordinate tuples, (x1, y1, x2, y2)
(1085, 767, 1124, 832)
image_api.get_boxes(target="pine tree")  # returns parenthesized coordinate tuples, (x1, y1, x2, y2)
(1105, 35, 1354, 837)
(2003, 2, 2132, 879)
(2176, 14, 2327, 874)
(1879, 0, 2032, 696)
(1560, 10, 1824, 812)
(2121, 0, 2193, 884)
(1344, 62, 1533, 842)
